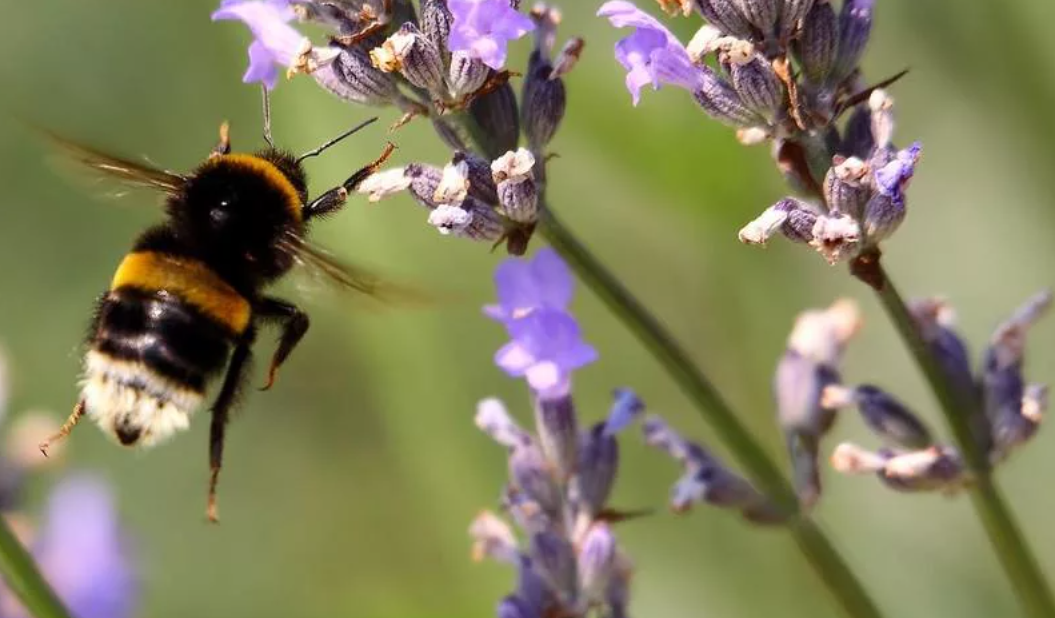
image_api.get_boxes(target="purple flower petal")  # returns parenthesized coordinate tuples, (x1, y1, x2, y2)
(598, 1, 699, 104)
(874, 141, 922, 205)
(487, 247, 575, 323)
(212, 0, 305, 88)
(493, 309, 597, 395)
(448, 0, 535, 70)
(32, 475, 137, 618)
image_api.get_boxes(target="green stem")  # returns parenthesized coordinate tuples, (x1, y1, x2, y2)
(538, 205, 884, 618)
(872, 261, 1055, 618)
(0, 516, 72, 618)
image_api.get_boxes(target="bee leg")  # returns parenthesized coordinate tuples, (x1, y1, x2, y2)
(210, 121, 232, 158)
(256, 297, 310, 392)
(38, 400, 86, 457)
(207, 327, 256, 524)
(302, 142, 396, 219)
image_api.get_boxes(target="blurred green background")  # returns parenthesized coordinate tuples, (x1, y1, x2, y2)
(1, 1, 1054, 617)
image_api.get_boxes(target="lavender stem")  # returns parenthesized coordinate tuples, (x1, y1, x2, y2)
(870, 260, 1055, 618)
(0, 515, 72, 618)
(538, 203, 884, 618)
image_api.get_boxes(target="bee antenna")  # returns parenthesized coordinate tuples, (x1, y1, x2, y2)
(261, 85, 276, 149)
(295, 117, 379, 163)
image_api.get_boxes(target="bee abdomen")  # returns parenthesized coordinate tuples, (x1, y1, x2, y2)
(82, 283, 238, 448)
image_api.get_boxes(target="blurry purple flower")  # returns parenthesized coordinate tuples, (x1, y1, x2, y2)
(485, 248, 574, 323)
(495, 309, 598, 397)
(212, 0, 306, 89)
(448, 0, 535, 70)
(0, 475, 136, 618)
(873, 142, 922, 206)
(597, 1, 701, 105)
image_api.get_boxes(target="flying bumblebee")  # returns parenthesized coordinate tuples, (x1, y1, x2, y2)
(39, 104, 400, 522)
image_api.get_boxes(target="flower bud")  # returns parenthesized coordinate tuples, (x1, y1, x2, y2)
(316, 45, 398, 106)
(693, 66, 764, 127)
(493, 149, 539, 224)
(671, 461, 766, 513)
(779, 0, 816, 38)
(521, 53, 567, 149)
(427, 200, 505, 241)
(404, 164, 445, 208)
(356, 167, 414, 202)
(470, 510, 520, 563)
(731, 0, 779, 35)
(532, 390, 579, 481)
(693, 0, 754, 39)
(841, 104, 875, 159)
(509, 443, 563, 516)
(449, 51, 490, 99)
(823, 156, 870, 219)
(370, 23, 445, 93)
(476, 398, 531, 449)
(420, 0, 454, 58)
(880, 446, 967, 493)
(831, 0, 874, 84)
(578, 523, 618, 603)
(738, 197, 819, 245)
(728, 46, 785, 120)
(809, 213, 861, 263)
(529, 531, 578, 603)
(453, 151, 500, 205)
(868, 89, 896, 149)
(472, 82, 522, 159)
(823, 384, 933, 449)
(434, 159, 472, 205)
(794, 0, 836, 83)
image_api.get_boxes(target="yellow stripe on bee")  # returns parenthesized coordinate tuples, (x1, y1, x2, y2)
(111, 252, 251, 334)
(214, 154, 302, 222)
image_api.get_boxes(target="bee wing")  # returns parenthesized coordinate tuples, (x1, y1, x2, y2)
(46, 134, 187, 196)
(278, 233, 435, 306)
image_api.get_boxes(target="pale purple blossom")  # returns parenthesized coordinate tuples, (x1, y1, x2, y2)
(494, 309, 598, 396)
(448, 0, 535, 70)
(212, 0, 306, 89)
(873, 142, 923, 206)
(597, 1, 701, 105)
(0, 475, 137, 618)
(485, 247, 574, 323)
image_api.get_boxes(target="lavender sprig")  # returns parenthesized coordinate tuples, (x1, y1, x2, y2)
(595, 0, 1055, 614)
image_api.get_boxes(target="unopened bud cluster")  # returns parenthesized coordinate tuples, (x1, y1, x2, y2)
(215, 0, 585, 255)
(355, 147, 541, 253)
(470, 390, 643, 618)
(822, 292, 1052, 494)
(739, 89, 921, 264)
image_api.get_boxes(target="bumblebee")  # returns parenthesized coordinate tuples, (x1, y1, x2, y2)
(40, 110, 398, 522)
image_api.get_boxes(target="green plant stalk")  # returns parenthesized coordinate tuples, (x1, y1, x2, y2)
(538, 204, 884, 618)
(0, 515, 72, 618)
(872, 263, 1055, 618)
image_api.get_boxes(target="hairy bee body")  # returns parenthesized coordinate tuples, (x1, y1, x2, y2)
(82, 151, 306, 448)
(45, 117, 393, 520)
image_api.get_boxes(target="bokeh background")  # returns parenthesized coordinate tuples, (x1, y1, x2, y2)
(1, 1, 1054, 617)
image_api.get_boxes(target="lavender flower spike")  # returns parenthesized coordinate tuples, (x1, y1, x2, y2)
(598, 1, 702, 105)
(213, 0, 311, 89)
(485, 247, 575, 323)
(448, 0, 536, 70)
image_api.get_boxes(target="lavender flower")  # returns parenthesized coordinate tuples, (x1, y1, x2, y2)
(471, 389, 641, 618)
(829, 291, 1052, 491)
(448, 0, 535, 70)
(0, 475, 137, 618)
(485, 247, 574, 323)
(212, 0, 309, 88)
(642, 415, 783, 523)
(597, 1, 700, 105)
